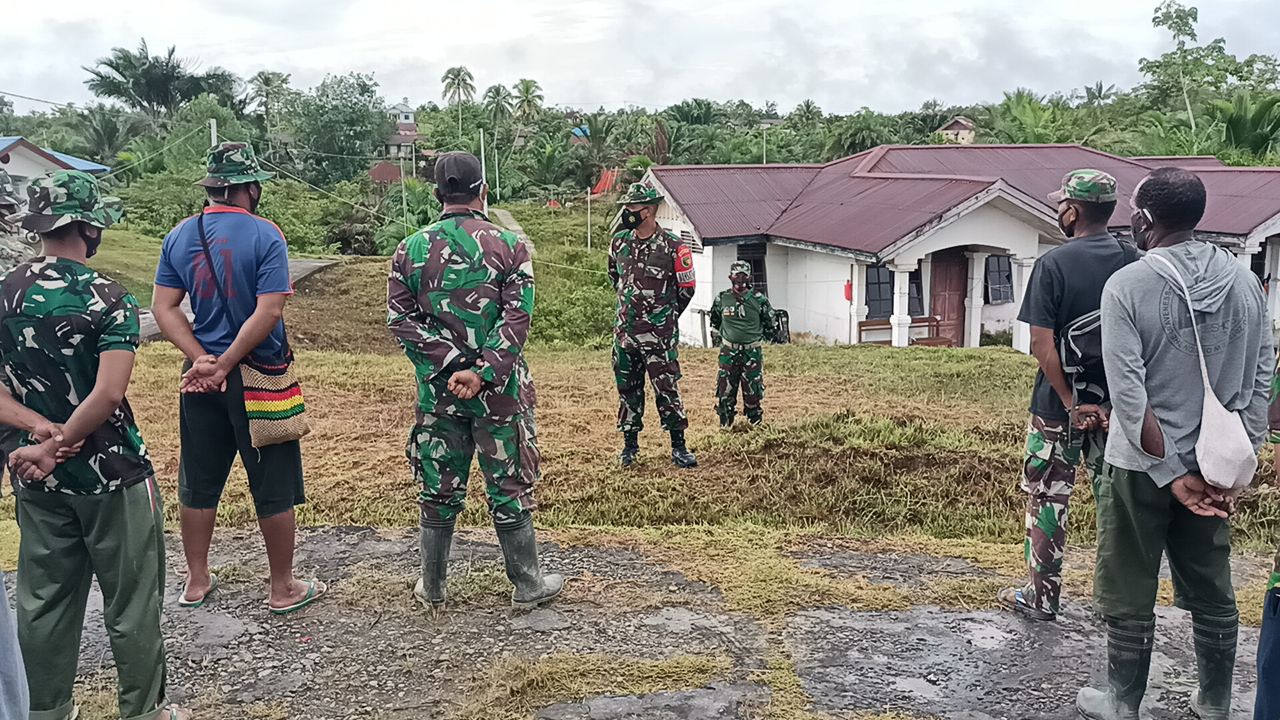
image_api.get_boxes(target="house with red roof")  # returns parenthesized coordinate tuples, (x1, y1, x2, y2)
(641, 144, 1280, 351)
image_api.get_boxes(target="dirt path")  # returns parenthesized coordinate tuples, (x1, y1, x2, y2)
(61, 527, 1267, 720)
(138, 258, 335, 342)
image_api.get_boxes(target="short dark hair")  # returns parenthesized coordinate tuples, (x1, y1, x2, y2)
(1074, 199, 1117, 226)
(1135, 167, 1206, 232)
(439, 190, 480, 205)
(41, 222, 85, 241)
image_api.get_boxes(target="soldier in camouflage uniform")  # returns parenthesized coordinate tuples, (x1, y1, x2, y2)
(0, 169, 38, 278)
(388, 152, 562, 612)
(610, 182, 697, 468)
(0, 171, 187, 720)
(710, 261, 776, 428)
(998, 170, 1135, 622)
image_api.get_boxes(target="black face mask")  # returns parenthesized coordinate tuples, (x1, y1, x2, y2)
(1057, 206, 1077, 238)
(1130, 208, 1152, 251)
(248, 184, 262, 214)
(82, 227, 102, 259)
(620, 209, 644, 230)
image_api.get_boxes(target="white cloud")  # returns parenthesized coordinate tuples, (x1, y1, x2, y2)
(4, 0, 1278, 115)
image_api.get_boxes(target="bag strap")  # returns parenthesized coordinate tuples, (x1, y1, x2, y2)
(1146, 253, 1213, 389)
(196, 211, 292, 365)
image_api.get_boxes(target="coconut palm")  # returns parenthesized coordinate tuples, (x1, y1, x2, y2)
(1209, 90, 1280, 157)
(441, 66, 476, 136)
(1082, 81, 1119, 109)
(73, 104, 145, 164)
(514, 79, 544, 123)
(84, 39, 240, 121)
(249, 70, 292, 134)
(824, 110, 894, 159)
(790, 100, 823, 129)
(483, 84, 514, 127)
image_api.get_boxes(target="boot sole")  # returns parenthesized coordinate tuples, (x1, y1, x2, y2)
(511, 586, 564, 611)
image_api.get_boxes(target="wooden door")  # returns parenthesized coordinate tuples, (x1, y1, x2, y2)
(930, 249, 967, 346)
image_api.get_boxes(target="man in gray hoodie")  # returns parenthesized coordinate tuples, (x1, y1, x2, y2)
(1077, 167, 1272, 720)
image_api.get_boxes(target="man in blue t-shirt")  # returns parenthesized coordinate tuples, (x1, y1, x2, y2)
(152, 142, 325, 615)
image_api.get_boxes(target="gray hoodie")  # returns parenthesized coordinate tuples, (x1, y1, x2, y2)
(1100, 239, 1273, 487)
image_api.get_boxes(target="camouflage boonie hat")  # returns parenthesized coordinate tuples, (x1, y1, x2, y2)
(196, 141, 274, 188)
(1048, 169, 1118, 203)
(729, 261, 752, 278)
(15, 170, 122, 234)
(0, 170, 20, 209)
(617, 182, 663, 206)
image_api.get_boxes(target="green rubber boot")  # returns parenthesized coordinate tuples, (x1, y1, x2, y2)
(1076, 616, 1155, 720)
(495, 514, 564, 610)
(413, 518, 454, 610)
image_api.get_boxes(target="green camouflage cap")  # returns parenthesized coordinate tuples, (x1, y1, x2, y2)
(16, 170, 122, 234)
(729, 261, 752, 278)
(1048, 169, 1118, 203)
(0, 170, 20, 209)
(617, 181, 663, 206)
(197, 141, 274, 188)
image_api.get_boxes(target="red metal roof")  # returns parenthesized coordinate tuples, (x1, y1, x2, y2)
(653, 165, 822, 238)
(651, 145, 1280, 256)
(368, 161, 403, 185)
(591, 168, 623, 196)
(1134, 156, 1226, 169)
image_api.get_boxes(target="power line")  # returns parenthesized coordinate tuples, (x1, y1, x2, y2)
(98, 125, 207, 181)
(0, 90, 71, 109)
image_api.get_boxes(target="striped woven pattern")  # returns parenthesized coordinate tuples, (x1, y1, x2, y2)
(241, 361, 310, 447)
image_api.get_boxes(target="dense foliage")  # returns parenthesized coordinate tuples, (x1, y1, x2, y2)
(4, 1, 1280, 255)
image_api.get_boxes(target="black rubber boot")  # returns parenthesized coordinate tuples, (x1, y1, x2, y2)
(1189, 611, 1238, 720)
(670, 428, 698, 468)
(413, 518, 454, 610)
(495, 514, 564, 610)
(719, 414, 734, 430)
(747, 413, 763, 426)
(1076, 616, 1155, 720)
(619, 432, 640, 467)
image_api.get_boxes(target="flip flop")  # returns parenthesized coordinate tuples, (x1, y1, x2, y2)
(176, 574, 219, 609)
(268, 579, 327, 616)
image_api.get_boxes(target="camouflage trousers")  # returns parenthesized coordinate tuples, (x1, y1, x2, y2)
(716, 344, 764, 423)
(613, 340, 688, 433)
(407, 411, 539, 525)
(1018, 415, 1096, 616)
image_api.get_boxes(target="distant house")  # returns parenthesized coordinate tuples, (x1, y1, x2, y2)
(570, 126, 590, 146)
(935, 117, 977, 145)
(0, 136, 110, 197)
(385, 98, 425, 160)
(369, 161, 404, 186)
(640, 144, 1280, 351)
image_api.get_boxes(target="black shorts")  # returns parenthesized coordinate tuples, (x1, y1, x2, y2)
(177, 365, 305, 518)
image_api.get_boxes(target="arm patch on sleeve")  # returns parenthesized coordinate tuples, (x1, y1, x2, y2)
(674, 244, 696, 288)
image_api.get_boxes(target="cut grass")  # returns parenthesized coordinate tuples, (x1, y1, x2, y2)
(455, 653, 733, 720)
(94, 229, 162, 306)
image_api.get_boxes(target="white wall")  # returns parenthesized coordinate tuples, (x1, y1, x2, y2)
(894, 203, 1042, 267)
(0, 145, 62, 197)
(981, 299, 1019, 333)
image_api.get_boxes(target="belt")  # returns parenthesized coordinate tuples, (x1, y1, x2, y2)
(721, 340, 763, 350)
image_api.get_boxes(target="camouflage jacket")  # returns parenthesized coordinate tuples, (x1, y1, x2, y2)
(711, 288, 776, 345)
(0, 257, 152, 495)
(0, 225, 36, 280)
(387, 211, 536, 419)
(608, 227, 695, 349)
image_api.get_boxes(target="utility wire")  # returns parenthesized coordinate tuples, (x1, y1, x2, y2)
(0, 90, 71, 109)
(98, 125, 207, 181)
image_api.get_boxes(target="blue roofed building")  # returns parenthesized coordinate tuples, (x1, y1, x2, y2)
(0, 136, 111, 197)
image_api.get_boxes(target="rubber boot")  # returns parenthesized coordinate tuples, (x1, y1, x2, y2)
(413, 518, 454, 610)
(1076, 616, 1156, 720)
(747, 413, 763, 426)
(619, 432, 640, 467)
(1189, 611, 1238, 720)
(670, 428, 698, 468)
(719, 414, 734, 430)
(495, 513, 564, 610)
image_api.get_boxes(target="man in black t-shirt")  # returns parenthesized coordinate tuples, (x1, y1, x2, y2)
(998, 169, 1138, 621)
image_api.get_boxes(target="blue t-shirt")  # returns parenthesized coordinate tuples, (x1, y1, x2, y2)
(155, 206, 292, 360)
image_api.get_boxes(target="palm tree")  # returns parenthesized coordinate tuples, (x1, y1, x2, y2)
(441, 66, 476, 136)
(1082, 81, 1119, 110)
(989, 89, 1073, 144)
(74, 104, 145, 164)
(524, 140, 568, 189)
(483, 85, 514, 127)
(582, 112, 617, 179)
(1209, 91, 1280, 157)
(665, 99, 718, 126)
(84, 39, 240, 121)
(790, 100, 823, 129)
(514, 79, 544, 123)
(249, 71, 291, 135)
(824, 110, 894, 159)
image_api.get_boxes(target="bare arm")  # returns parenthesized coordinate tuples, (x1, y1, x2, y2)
(0, 386, 51, 435)
(54, 350, 135, 448)
(1029, 326, 1074, 409)
(217, 293, 288, 371)
(152, 285, 208, 362)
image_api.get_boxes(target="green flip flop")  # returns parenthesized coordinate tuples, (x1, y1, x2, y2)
(269, 579, 327, 616)
(176, 573, 219, 609)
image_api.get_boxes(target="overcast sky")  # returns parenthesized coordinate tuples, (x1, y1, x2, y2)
(5, 0, 1279, 117)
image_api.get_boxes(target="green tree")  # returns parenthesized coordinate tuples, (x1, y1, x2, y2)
(288, 73, 390, 186)
(514, 79, 544, 123)
(664, 99, 718, 126)
(483, 84, 514, 127)
(824, 110, 894, 159)
(581, 113, 617, 181)
(441, 66, 476, 136)
(83, 39, 240, 121)
(1209, 91, 1280, 156)
(73, 104, 145, 164)
(988, 89, 1077, 144)
(789, 100, 823, 129)
(249, 71, 293, 141)
(376, 178, 441, 254)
